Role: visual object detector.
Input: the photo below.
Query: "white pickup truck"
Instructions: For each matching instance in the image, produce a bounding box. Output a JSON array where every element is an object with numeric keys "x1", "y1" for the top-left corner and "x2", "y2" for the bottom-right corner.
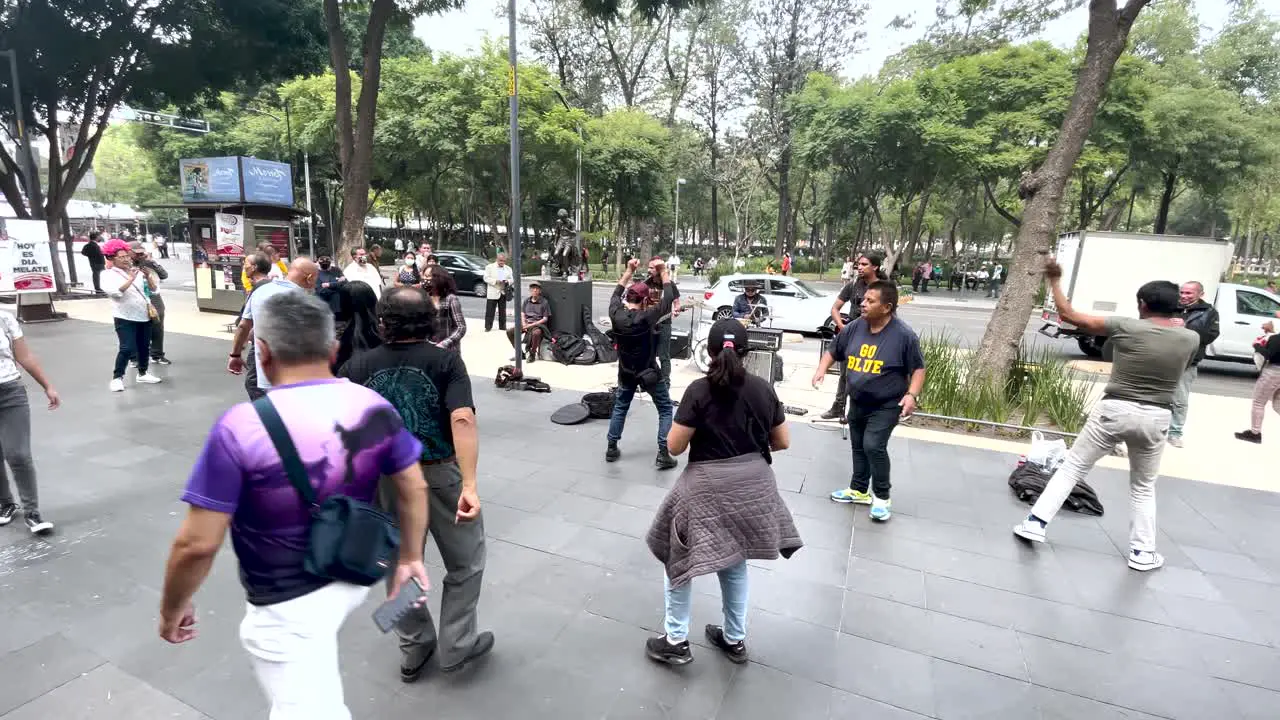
[{"x1": 1040, "y1": 230, "x2": 1277, "y2": 365}]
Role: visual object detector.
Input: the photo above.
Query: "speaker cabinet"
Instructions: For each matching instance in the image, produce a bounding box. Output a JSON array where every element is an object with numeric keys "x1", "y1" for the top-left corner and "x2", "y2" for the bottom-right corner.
[{"x1": 538, "y1": 279, "x2": 593, "y2": 337}]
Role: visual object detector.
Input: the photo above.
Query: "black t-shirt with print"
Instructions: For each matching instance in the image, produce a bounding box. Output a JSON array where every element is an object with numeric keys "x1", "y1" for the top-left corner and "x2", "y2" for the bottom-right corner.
[
  {"x1": 339, "y1": 341, "x2": 474, "y2": 461},
  {"x1": 675, "y1": 374, "x2": 785, "y2": 464},
  {"x1": 829, "y1": 316, "x2": 925, "y2": 410}
]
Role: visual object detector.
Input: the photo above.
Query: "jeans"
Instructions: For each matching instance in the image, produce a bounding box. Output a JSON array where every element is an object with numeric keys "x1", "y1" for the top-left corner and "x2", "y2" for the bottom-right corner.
[
  {"x1": 664, "y1": 561, "x2": 748, "y2": 643},
  {"x1": 0, "y1": 381, "x2": 37, "y2": 513},
  {"x1": 607, "y1": 379, "x2": 674, "y2": 450},
  {"x1": 112, "y1": 318, "x2": 150, "y2": 379},
  {"x1": 848, "y1": 404, "x2": 901, "y2": 499},
  {"x1": 829, "y1": 364, "x2": 849, "y2": 415},
  {"x1": 244, "y1": 345, "x2": 266, "y2": 401},
  {"x1": 1168, "y1": 364, "x2": 1197, "y2": 438},
  {"x1": 90, "y1": 265, "x2": 104, "y2": 293},
  {"x1": 988, "y1": 279, "x2": 1002, "y2": 298},
  {"x1": 239, "y1": 582, "x2": 370, "y2": 720},
  {"x1": 484, "y1": 297, "x2": 507, "y2": 331},
  {"x1": 1029, "y1": 398, "x2": 1169, "y2": 552},
  {"x1": 376, "y1": 462, "x2": 486, "y2": 668}
]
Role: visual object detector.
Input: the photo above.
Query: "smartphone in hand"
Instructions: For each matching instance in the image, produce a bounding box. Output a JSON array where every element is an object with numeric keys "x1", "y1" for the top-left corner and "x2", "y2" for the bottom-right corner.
[{"x1": 372, "y1": 577, "x2": 425, "y2": 634}]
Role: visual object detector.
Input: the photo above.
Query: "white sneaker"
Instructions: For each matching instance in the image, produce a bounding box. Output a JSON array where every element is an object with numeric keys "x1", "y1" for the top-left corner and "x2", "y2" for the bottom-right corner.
[
  {"x1": 136, "y1": 373, "x2": 163, "y2": 385},
  {"x1": 1167, "y1": 436, "x2": 1184, "y2": 448},
  {"x1": 869, "y1": 496, "x2": 892, "y2": 521},
  {"x1": 1013, "y1": 517, "x2": 1047, "y2": 543},
  {"x1": 109, "y1": 378, "x2": 125, "y2": 393},
  {"x1": 1128, "y1": 550, "x2": 1165, "y2": 572}
]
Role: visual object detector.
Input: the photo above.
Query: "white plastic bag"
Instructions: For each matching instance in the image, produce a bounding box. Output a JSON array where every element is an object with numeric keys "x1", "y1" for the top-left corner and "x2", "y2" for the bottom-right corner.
[{"x1": 1025, "y1": 431, "x2": 1068, "y2": 472}]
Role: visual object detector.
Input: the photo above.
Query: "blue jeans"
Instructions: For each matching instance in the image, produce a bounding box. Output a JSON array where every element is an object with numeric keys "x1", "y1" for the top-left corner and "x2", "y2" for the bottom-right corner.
[
  {"x1": 607, "y1": 380, "x2": 673, "y2": 450},
  {"x1": 849, "y1": 404, "x2": 901, "y2": 499},
  {"x1": 664, "y1": 561, "x2": 749, "y2": 643}
]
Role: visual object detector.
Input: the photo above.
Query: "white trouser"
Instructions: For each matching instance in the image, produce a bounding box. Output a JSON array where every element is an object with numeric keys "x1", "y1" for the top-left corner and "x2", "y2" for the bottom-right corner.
[
  {"x1": 1029, "y1": 398, "x2": 1170, "y2": 553},
  {"x1": 239, "y1": 582, "x2": 371, "y2": 720}
]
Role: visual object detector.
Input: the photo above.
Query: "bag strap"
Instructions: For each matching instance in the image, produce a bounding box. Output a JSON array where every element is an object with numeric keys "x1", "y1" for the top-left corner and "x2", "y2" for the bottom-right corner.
[{"x1": 251, "y1": 396, "x2": 318, "y2": 508}]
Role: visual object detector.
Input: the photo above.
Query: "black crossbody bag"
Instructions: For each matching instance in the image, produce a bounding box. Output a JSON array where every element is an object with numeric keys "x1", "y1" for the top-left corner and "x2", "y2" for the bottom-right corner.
[{"x1": 252, "y1": 397, "x2": 401, "y2": 586}]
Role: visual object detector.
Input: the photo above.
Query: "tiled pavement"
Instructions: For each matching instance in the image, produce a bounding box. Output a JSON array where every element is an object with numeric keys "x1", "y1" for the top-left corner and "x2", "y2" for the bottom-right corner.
[{"x1": 1, "y1": 319, "x2": 1279, "y2": 719}]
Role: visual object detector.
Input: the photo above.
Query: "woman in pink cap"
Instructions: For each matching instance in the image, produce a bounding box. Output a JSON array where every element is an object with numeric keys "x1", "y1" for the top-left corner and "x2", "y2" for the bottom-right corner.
[{"x1": 102, "y1": 239, "x2": 162, "y2": 392}]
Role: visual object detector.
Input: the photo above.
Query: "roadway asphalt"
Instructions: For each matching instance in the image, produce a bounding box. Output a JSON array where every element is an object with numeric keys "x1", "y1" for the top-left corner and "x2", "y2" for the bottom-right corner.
[{"x1": 152, "y1": 258, "x2": 1257, "y2": 400}]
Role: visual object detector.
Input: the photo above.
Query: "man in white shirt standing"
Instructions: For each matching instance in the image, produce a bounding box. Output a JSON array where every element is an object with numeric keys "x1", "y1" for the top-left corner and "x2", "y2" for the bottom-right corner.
[
  {"x1": 988, "y1": 263, "x2": 1004, "y2": 298},
  {"x1": 483, "y1": 253, "x2": 513, "y2": 332},
  {"x1": 343, "y1": 247, "x2": 385, "y2": 299}
]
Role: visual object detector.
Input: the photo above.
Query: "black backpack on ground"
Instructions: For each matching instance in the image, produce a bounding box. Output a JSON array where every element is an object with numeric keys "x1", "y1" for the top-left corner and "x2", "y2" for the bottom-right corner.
[
  {"x1": 551, "y1": 331, "x2": 588, "y2": 365},
  {"x1": 1008, "y1": 463, "x2": 1104, "y2": 516}
]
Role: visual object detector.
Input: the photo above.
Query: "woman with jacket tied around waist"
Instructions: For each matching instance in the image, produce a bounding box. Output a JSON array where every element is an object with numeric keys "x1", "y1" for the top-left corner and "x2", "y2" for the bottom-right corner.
[{"x1": 644, "y1": 319, "x2": 802, "y2": 666}]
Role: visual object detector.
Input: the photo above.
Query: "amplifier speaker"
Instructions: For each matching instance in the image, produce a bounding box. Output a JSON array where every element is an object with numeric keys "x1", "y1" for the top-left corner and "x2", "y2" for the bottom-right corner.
[
  {"x1": 538, "y1": 280, "x2": 593, "y2": 337},
  {"x1": 745, "y1": 350, "x2": 777, "y2": 385},
  {"x1": 819, "y1": 339, "x2": 842, "y2": 375},
  {"x1": 670, "y1": 330, "x2": 691, "y2": 359}
]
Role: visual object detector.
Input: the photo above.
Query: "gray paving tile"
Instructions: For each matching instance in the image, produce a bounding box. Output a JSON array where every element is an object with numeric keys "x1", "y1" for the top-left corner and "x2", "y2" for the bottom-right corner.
[
  {"x1": 1183, "y1": 631, "x2": 1280, "y2": 692},
  {"x1": 929, "y1": 658, "x2": 1036, "y2": 719},
  {"x1": 1030, "y1": 686, "x2": 1164, "y2": 720},
  {"x1": 1215, "y1": 678, "x2": 1280, "y2": 720},
  {"x1": 757, "y1": 544, "x2": 848, "y2": 587},
  {"x1": 1153, "y1": 592, "x2": 1266, "y2": 645},
  {"x1": 591, "y1": 501, "x2": 660, "y2": 539},
  {"x1": 1207, "y1": 574, "x2": 1280, "y2": 613},
  {"x1": 1139, "y1": 564, "x2": 1228, "y2": 602},
  {"x1": 844, "y1": 557, "x2": 927, "y2": 607},
  {"x1": 0, "y1": 633, "x2": 105, "y2": 715},
  {"x1": 839, "y1": 591, "x2": 1027, "y2": 681},
  {"x1": 826, "y1": 632, "x2": 936, "y2": 717},
  {"x1": 1, "y1": 663, "x2": 205, "y2": 720},
  {"x1": 713, "y1": 662, "x2": 829, "y2": 720},
  {"x1": 740, "y1": 609, "x2": 842, "y2": 686},
  {"x1": 827, "y1": 687, "x2": 930, "y2": 719},
  {"x1": 1018, "y1": 632, "x2": 1241, "y2": 720},
  {"x1": 744, "y1": 566, "x2": 846, "y2": 630},
  {"x1": 1182, "y1": 545, "x2": 1275, "y2": 584}
]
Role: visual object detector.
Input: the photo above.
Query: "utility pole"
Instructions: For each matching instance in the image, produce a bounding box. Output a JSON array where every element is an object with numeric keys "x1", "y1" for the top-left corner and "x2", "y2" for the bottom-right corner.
[
  {"x1": 507, "y1": 0, "x2": 523, "y2": 372},
  {"x1": 674, "y1": 177, "x2": 686, "y2": 255}
]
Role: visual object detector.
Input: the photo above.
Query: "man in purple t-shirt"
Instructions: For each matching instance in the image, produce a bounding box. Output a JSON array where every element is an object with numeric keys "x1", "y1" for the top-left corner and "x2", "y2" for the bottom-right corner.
[{"x1": 160, "y1": 291, "x2": 430, "y2": 719}]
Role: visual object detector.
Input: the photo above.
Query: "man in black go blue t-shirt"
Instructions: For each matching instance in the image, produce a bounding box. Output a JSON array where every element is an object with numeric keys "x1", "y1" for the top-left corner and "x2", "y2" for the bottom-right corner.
[{"x1": 812, "y1": 281, "x2": 925, "y2": 522}]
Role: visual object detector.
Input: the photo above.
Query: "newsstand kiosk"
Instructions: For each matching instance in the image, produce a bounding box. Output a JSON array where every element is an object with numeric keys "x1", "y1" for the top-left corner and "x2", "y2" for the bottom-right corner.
[{"x1": 179, "y1": 156, "x2": 302, "y2": 314}]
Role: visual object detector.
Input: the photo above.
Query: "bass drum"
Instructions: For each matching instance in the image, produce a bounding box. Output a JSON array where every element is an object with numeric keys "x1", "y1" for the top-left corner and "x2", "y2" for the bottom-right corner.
[{"x1": 692, "y1": 338, "x2": 712, "y2": 373}]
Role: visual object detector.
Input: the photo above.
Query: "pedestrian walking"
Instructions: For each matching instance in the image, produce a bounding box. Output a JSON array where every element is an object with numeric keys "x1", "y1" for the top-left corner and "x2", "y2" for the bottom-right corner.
[
  {"x1": 315, "y1": 255, "x2": 347, "y2": 315},
  {"x1": 334, "y1": 281, "x2": 382, "y2": 372},
  {"x1": 0, "y1": 310, "x2": 61, "y2": 535},
  {"x1": 130, "y1": 241, "x2": 172, "y2": 366},
  {"x1": 228, "y1": 259, "x2": 319, "y2": 401},
  {"x1": 814, "y1": 281, "x2": 926, "y2": 521},
  {"x1": 644, "y1": 318, "x2": 802, "y2": 666},
  {"x1": 822, "y1": 252, "x2": 886, "y2": 421},
  {"x1": 482, "y1": 253, "x2": 512, "y2": 332},
  {"x1": 340, "y1": 286, "x2": 492, "y2": 681},
  {"x1": 343, "y1": 247, "x2": 385, "y2": 300},
  {"x1": 1013, "y1": 261, "x2": 1198, "y2": 571},
  {"x1": 606, "y1": 259, "x2": 678, "y2": 470},
  {"x1": 988, "y1": 263, "x2": 1004, "y2": 298},
  {"x1": 81, "y1": 231, "x2": 106, "y2": 295},
  {"x1": 1168, "y1": 281, "x2": 1220, "y2": 447},
  {"x1": 425, "y1": 265, "x2": 467, "y2": 354},
  {"x1": 1235, "y1": 321, "x2": 1280, "y2": 444},
  {"x1": 161, "y1": 291, "x2": 430, "y2": 719},
  {"x1": 103, "y1": 239, "x2": 163, "y2": 392}
]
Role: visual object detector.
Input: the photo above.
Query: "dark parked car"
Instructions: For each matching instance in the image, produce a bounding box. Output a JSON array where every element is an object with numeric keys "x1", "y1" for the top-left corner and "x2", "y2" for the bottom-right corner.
[{"x1": 436, "y1": 251, "x2": 490, "y2": 297}]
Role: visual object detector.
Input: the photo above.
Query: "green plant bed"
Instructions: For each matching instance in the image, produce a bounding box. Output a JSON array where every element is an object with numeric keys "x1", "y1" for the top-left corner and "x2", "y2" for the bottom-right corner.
[{"x1": 916, "y1": 333, "x2": 1090, "y2": 438}]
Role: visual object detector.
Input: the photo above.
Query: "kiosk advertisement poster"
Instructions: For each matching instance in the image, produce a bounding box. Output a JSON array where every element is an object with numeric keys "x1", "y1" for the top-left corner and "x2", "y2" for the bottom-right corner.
[
  {"x1": 0, "y1": 220, "x2": 56, "y2": 294},
  {"x1": 180, "y1": 157, "x2": 241, "y2": 203},
  {"x1": 242, "y1": 158, "x2": 294, "y2": 207},
  {"x1": 214, "y1": 213, "x2": 245, "y2": 256}
]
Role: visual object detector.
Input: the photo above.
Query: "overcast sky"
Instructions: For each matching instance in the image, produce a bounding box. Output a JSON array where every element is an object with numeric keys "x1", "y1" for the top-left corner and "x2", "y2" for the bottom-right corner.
[{"x1": 414, "y1": 0, "x2": 1242, "y2": 81}]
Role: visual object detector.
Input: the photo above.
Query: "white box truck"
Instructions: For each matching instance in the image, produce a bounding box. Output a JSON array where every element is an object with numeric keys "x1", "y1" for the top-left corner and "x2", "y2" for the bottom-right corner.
[{"x1": 1040, "y1": 231, "x2": 1279, "y2": 364}]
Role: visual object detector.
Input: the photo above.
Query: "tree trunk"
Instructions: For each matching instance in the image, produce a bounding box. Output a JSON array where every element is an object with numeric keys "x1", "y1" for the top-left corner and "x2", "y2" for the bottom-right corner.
[
  {"x1": 325, "y1": 0, "x2": 395, "y2": 260},
  {"x1": 973, "y1": 0, "x2": 1151, "y2": 382},
  {"x1": 1154, "y1": 169, "x2": 1176, "y2": 235}
]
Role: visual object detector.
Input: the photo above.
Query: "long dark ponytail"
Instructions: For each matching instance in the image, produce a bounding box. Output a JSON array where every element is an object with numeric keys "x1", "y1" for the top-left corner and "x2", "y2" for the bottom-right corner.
[{"x1": 706, "y1": 318, "x2": 749, "y2": 397}]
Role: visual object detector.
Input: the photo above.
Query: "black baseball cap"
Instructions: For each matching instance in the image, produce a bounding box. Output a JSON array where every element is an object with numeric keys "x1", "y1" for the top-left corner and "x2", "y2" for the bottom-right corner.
[{"x1": 708, "y1": 318, "x2": 746, "y2": 356}]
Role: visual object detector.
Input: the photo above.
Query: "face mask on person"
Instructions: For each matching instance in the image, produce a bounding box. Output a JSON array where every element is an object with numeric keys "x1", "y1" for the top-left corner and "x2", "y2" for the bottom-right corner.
[
  {"x1": 319, "y1": 260, "x2": 331, "y2": 270},
  {"x1": 405, "y1": 256, "x2": 415, "y2": 266}
]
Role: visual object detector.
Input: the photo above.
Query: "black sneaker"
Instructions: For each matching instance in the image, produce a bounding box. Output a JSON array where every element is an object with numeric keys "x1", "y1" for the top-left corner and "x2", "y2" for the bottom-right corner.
[
  {"x1": 645, "y1": 635, "x2": 692, "y2": 666},
  {"x1": 440, "y1": 631, "x2": 495, "y2": 673},
  {"x1": 655, "y1": 449, "x2": 678, "y2": 471},
  {"x1": 605, "y1": 441, "x2": 620, "y2": 463},
  {"x1": 820, "y1": 408, "x2": 842, "y2": 420},
  {"x1": 1235, "y1": 430, "x2": 1262, "y2": 444},
  {"x1": 705, "y1": 625, "x2": 748, "y2": 664},
  {"x1": 24, "y1": 511, "x2": 53, "y2": 535},
  {"x1": 151, "y1": 356, "x2": 172, "y2": 366},
  {"x1": 0, "y1": 503, "x2": 16, "y2": 526}
]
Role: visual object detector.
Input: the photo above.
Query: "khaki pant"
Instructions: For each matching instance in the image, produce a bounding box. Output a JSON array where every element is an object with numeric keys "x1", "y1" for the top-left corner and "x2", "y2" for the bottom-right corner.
[
  {"x1": 1030, "y1": 398, "x2": 1170, "y2": 552},
  {"x1": 376, "y1": 461, "x2": 486, "y2": 668}
]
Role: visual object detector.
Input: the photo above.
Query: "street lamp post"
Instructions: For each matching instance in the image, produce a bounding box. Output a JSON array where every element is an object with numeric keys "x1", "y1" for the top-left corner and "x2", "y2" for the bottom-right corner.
[
  {"x1": 674, "y1": 177, "x2": 687, "y2": 255},
  {"x1": 507, "y1": 0, "x2": 524, "y2": 373}
]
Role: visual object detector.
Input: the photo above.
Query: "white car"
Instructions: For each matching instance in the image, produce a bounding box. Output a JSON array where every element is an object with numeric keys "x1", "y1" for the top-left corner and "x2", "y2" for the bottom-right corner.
[{"x1": 700, "y1": 274, "x2": 845, "y2": 334}]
